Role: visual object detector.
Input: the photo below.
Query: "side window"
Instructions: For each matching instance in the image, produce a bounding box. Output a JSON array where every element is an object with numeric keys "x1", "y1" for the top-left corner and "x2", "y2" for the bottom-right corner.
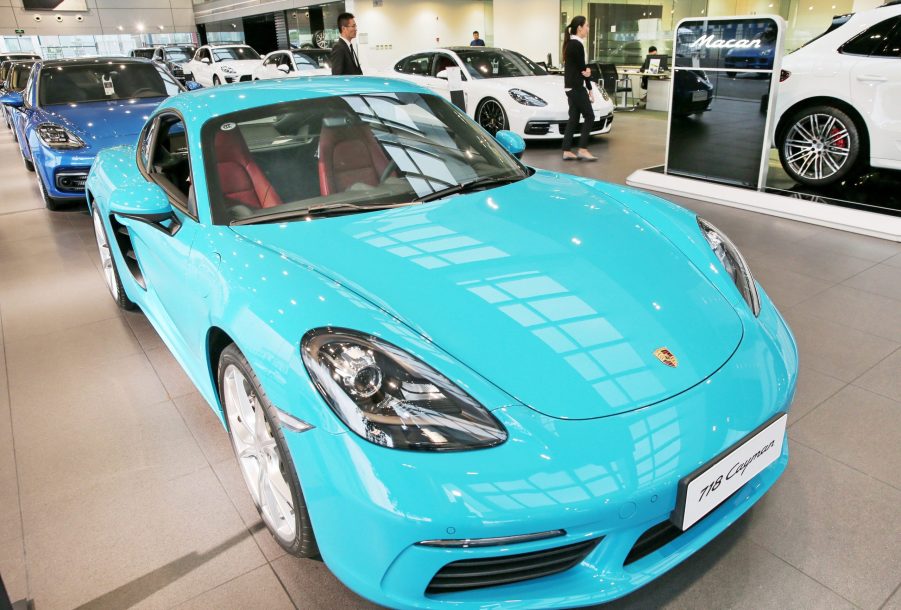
[
  {"x1": 874, "y1": 19, "x2": 901, "y2": 57},
  {"x1": 431, "y1": 53, "x2": 456, "y2": 77},
  {"x1": 138, "y1": 119, "x2": 158, "y2": 169},
  {"x1": 148, "y1": 114, "x2": 193, "y2": 212},
  {"x1": 200, "y1": 48, "x2": 211, "y2": 62},
  {"x1": 23, "y1": 66, "x2": 35, "y2": 107},
  {"x1": 403, "y1": 54, "x2": 432, "y2": 75},
  {"x1": 263, "y1": 55, "x2": 276, "y2": 67},
  {"x1": 840, "y1": 17, "x2": 900, "y2": 56},
  {"x1": 280, "y1": 54, "x2": 294, "y2": 71}
]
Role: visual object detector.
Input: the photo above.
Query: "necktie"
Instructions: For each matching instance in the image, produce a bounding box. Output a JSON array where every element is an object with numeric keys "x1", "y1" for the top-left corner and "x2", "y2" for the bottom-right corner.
[{"x1": 349, "y1": 42, "x2": 359, "y2": 68}]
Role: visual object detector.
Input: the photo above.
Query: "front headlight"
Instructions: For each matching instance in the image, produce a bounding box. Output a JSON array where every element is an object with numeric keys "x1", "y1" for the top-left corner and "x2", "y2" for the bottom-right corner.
[
  {"x1": 508, "y1": 88, "x2": 547, "y2": 106},
  {"x1": 698, "y1": 218, "x2": 760, "y2": 316},
  {"x1": 220, "y1": 64, "x2": 236, "y2": 74},
  {"x1": 302, "y1": 328, "x2": 507, "y2": 451},
  {"x1": 37, "y1": 123, "x2": 84, "y2": 149},
  {"x1": 599, "y1": 87, "x2": 609, "y2": 102}
]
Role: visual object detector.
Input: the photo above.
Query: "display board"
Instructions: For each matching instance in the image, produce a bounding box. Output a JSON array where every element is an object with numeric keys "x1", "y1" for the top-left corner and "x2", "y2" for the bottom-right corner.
[{"x1": 665, "y1": 16, "x2": 784, "y2": 189}]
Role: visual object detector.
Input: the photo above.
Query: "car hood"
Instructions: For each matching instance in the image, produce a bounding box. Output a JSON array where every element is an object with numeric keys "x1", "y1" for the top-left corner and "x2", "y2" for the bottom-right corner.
[
  {"x1": 39, "y1": 98, "x2": 165, "y2": 148},
  {"x1": 233, "y1": 172, "x2": 743, "y2": 419},
  {"x1": 476, "y1": 74, "x2": 608, "y2": 110},
  {"x1": 217, "y1": 59, "x2": 261, "y2": 72}
]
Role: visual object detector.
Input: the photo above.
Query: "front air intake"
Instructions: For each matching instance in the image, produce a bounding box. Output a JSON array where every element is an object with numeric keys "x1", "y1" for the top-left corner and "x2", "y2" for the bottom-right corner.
[{"x1": 426, "y1": 537, "x2": 601, "y2": 594}]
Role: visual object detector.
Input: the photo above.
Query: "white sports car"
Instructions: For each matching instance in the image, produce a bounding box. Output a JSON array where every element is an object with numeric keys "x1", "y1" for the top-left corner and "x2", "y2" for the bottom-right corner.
[
  {"x1": 387, "y1": 47, "x2": 615, "y2": 139},
  {"x1": 252, "y1": 49, "x2": 331, "y2": 80},
  {"x1": 184, "y1": 44, "x2": 262, "y2": 87},
  {"x1": 773, "y1": 2, "x2": 901, "y2": 186}
]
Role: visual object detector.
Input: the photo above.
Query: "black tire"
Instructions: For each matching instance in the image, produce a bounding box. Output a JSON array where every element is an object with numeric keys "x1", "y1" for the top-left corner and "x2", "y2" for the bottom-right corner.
[
  {"x1": 476, "y1": 98, "x2": 508, "y2": 136},
  {"x1": 23, "y1": 151, "x2": 34, "y2": 172},
  {"x1": 218, "y1": 344, "x2": 318, "y2": 558},
  {"x1": 778, "y1": 105, "x2": 861, "y2": 187},
  {"x1": 91, "y1": 206, "x2": 136, "y2": 310},
  {"x1": 213, "y1": 74, "x2": 221, "y2": 86},
  {"x1": 36, "y1": 171, "x2": 62, "y2": 211}
]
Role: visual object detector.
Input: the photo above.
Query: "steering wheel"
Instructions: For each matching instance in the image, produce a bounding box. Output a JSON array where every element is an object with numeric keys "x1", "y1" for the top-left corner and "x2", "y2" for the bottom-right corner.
[{"x1": 379, "y1": 160, "x2": 398, "y2": 184}]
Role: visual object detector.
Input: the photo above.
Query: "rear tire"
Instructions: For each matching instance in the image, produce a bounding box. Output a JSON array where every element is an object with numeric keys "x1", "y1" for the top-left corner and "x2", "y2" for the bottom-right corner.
[
  {"x1": 218, "y1": 344, "x2": 319, "y2": 558},
  {"x1": 778, "y1": 105, "x2": 860, "y2": 187}
]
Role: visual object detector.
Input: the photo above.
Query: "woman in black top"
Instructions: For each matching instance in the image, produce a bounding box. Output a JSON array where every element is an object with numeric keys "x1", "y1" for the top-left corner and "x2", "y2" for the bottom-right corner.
[{"x1": 561, "y1": 16, "x2": 597, "y2": 161}]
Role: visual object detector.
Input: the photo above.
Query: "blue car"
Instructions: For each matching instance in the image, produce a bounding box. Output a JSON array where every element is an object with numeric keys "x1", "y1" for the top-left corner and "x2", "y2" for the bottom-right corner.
[
  {"x1": 0, "y1": 57, "x2": 183, "y2": 210},
  {"x1": 86, "y1": 77, "x2": 797, "y2": 609},
  {"x1": 1, "y1": 59, "x2": 35, "y2": 132}
]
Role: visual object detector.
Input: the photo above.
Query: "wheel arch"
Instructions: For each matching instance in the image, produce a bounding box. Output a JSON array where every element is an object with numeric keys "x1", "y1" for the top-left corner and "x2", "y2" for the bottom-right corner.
[
  {"x1": 775, "y1": 96, "x2": 870, "y2": 162},
  {"x1": 206, "y1": 325, "x2": 236, "y2": 416}
]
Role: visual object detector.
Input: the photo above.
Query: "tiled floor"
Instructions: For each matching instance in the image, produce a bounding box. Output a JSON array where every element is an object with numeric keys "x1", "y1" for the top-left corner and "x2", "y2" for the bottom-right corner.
[{"x1": 1, "y1": 110, "x2": 899, "y2": 610}]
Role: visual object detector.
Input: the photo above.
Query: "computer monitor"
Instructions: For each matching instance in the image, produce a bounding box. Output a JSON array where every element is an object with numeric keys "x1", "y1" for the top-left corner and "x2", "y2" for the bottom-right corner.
[{"x1": 643, "y1": 54, "x2": 669, "y2": 74}]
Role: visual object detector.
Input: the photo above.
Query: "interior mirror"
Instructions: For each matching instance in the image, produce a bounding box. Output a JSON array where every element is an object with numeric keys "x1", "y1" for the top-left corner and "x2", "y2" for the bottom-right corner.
[
  {"x1": 436, "y1": 69, "x2": 448, "y2": 80},
  {"x1": 277, "y1": 64, "x2": 290, "y2": 74},
  {"x1": 0, "y1": 91, "x2": 24, "y2": 107},
  {"x1": 185, "y1": 80, "x2": 203, "y2": 91},
  {"x1": 494, "y1": 130, "x2": 526, "y2": 159}
]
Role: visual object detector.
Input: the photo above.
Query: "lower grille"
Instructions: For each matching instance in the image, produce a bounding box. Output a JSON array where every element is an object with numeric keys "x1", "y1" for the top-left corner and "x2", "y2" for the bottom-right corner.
[
  {"x1": 557, "y1": 115, "x2": 612, "y2": 134},
  {"x1": 239, "y1": 75, "x2": 252, "y2": 82},
  {"x1": 624, "y1": 520, "x2": 682, "y2": 566},
  {"x1": 55, "y1": 170, "x2": 88, "y2": 192},
  {"x1": 426, "y1": 537, "x2": 601, "y2": 595}
]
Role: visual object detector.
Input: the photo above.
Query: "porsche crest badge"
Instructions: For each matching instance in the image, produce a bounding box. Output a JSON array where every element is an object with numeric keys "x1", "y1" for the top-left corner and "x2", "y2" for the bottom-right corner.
[{"x1": 654, "y1": 347, "x2": 678, "y2": 368}]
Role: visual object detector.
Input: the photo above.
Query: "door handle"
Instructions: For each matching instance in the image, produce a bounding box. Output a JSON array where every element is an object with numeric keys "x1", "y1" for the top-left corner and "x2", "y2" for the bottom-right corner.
[{"x1": 856, "y1": 74, "x2": 888, "y2": 82}]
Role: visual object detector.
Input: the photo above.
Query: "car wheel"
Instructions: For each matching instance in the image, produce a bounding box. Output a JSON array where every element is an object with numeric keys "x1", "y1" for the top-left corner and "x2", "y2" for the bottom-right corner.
[
  {"x1": 22, "y1": 151, "x2": 34, "y2": 172},
  {"x1": 36, "y1": 171, "x2": 61, "y2": 211},
  {"x1": 476, "y1": 98, "x2": 508, "y2": 136},
  {"x1": 218, "y1": 344, "x2": 318, "y2": 558},
  {"x1": 779, "y1": 105, "x2": 860, "y2": 187},
  {"x1": 313, "y1": 30, "x2": 328, "y2": 49},
  {"x1": 91, "y1": 207, "x2": 135, "y2": 310},
  {"x1": 213, "y1": 75, "x2": 221, "y2": 86}
]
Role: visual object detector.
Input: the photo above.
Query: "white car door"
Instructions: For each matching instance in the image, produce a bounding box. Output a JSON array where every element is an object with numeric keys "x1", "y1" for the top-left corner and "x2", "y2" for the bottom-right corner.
[
  {"x1": 849, "y1": 19, "x2": 901, "y2": 168},
  {"x1": 257, "y1": 53, "x2": 283, "y2": 80},
  {"x1": 192, "y1": 48, "x2": 213, "y2": 86},
  {"x1": 423, "y1": 52, "x2": 457, "y2": 103},
  {"x1": 394, "y1": 53, "x2": 434, "y2": 87}
]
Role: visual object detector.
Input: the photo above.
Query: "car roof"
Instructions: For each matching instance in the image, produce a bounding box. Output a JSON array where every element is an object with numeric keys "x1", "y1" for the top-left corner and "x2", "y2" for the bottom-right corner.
[{"x1": 39, "y1": 57, "x2": 153, "y2": 68}]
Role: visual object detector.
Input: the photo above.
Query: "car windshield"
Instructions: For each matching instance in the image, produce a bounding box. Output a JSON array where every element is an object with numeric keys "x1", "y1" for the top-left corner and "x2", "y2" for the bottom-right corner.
[
  {"x1": 39, "y1": 63, "x2": 182, "y2": 105},
  {"x1": 213, "y1": 47, "x2": 261, "y2": 61},
  {"x1": 9, "y1": 63, "x2": 34, "y2": 90},
  {"x1": 132, "y1": 49, "x2": 155, "y2": 59},
  {"x1": 204, "y1": 92, "x2": 528, "y2": 225},
  {"x1": 165, "y1": 48, "x2": 192, "y2": 63},
  {"x1": 292, "y1": 51, "x2": 328, "y2": 69},
  {"x1": 454, "y1": 49, "x2": 547, "y2": 79}
]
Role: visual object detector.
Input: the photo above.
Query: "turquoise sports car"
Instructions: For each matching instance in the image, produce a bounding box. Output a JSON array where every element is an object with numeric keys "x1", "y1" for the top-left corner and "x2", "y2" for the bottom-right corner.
[{"x1": 86, "y1": 77, "x2": 797, "y2": 609}]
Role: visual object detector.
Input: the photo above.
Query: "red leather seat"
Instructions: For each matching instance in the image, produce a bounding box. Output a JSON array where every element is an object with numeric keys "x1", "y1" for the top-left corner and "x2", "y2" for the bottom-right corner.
[
  {"x1": 214, "y1": 128, "x2": 282, "y2": 209},
  {"x1": 318, "y1": 121, "x2": 390, "y2": 196}
]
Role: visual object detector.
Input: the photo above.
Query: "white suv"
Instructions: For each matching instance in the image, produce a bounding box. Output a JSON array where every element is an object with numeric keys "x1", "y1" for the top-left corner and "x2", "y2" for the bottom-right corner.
[
  {"x1": 773, "y1": 1, "x2": 901, "y2": 187},
  {"x1": 184, "y1": 44, "x2": 262, "y2": 87}
]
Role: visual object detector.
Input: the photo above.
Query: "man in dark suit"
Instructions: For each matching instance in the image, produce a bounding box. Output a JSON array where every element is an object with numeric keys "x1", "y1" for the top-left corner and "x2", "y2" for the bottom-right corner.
[
  {"x1": 330, "y1": 12, "x2": 362, "y2": 75},
  {"x1": 470, "y1": 31, "x2": 485, "y2": 46}
]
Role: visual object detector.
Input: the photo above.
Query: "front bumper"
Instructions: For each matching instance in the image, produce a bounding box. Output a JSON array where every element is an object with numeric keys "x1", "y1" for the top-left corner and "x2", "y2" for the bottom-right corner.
[
  {"x1": 223, "y1": 73, "x2": 253, "y2": 83},
  {"x1": 525, "y1": 113, "x2": 614, "y2": 138},
  {"x1": 283, "y1": 289, "x2": 797, "y2": 608},
  {"x1": 507, "y1": 102, "x2": 615, "y2": 140},
  {"x1": 34, "y1": 145, "x2": 94, "y2": 200}
]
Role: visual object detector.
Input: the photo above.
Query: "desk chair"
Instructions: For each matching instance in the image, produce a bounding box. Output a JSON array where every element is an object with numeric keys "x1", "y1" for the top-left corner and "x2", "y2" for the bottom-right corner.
[{"x1": 599, "y1": 63, "x2": 635, "y2": 111}]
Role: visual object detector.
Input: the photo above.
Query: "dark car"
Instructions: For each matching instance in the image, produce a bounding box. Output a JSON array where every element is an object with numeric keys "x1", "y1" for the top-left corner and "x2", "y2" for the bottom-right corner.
[
  {"x1": 151, "y1": 45, "x2": 197, "y2": 83},
  {"x1": 672, "y1": 69, "x2": 714, "y2": 118}
]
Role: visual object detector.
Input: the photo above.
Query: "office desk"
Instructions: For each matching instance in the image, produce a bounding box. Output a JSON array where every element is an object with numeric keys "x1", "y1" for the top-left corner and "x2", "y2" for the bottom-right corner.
[{"x1": 622, "y1": 70, "x2": 671, "y2": 111}]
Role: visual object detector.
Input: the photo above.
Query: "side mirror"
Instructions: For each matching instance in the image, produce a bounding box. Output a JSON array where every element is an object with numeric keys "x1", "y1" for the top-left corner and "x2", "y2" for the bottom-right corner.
[
  {"x1": 201, "y1": 57, "x2": 211, "y2": 64},
  {"x1": 494, "y1": 130, "x2": 525, "y2": 159},
  {"x1": 109, "y1": 181, "x2": 173, "y2": 217},
  {"x1": 185, "y1": 80, "x2": 203, "y2": 91},
  {"x1": 0, "y1": 91, "x2": 24, "y2": 107},
  {"x1": 436, "y1": 69, "x2": 448, "y2": 80},
  {"x1": 277, "y1": 64, "x2": 290, "y2": 74}
]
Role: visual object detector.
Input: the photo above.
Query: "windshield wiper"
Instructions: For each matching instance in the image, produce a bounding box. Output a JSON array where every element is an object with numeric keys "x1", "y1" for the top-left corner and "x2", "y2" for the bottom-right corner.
[
  {"x1": 416, "y1": 175, "x2": 523, "y2": 203},
  {"x1": 230, "y1": 201, "x2": 415, "y2": 226}
]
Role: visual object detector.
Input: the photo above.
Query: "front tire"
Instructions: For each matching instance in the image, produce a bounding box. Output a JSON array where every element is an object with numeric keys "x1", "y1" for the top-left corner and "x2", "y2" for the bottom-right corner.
[
  {"x1": 213, "y1": 75, "x2": 221, "y2": 86},
  {"x1": 36, "y1": 171, "x2": 62, "y2": 211},
  {"x1": 476, "y1": 98, "x2": 508, "y2": 136},
  {"x1": 218, "y1": 344, "x2": 318, "y2": 558},
  {"x1": 91, "y1": 207, "x2": 135, "y2": 310},
  {"x1": 778, "y1": 105, "x2": 860, "y2": 187}
]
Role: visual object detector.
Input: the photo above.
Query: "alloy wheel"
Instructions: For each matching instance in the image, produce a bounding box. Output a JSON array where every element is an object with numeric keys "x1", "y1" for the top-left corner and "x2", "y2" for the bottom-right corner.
[
  {"x1": 782, "y1": 113, "x2": 851, "y2": 183},
  {"x1": 477, "y1": 100, "x2": 506, "y2": 135},
  {"x1": 222, "y1": 364, "x2": 296, "y2": 543}
]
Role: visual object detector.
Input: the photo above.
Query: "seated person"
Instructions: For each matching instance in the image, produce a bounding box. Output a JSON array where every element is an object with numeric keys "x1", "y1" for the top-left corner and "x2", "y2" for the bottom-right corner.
[{"x1": 640, "y1": 46, "x2": 658, "y2": 92}]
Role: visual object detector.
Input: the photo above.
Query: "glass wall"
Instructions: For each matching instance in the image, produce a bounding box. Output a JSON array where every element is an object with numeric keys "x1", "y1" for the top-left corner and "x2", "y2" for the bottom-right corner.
[
  {"x1": 0, "y1": 32, "x2": 197, "y2": 58},
  {"x1": 562, "y1": 0, "x2": 854, "y2": 65},
  {"x1": 286, "y1": 3, "x2": 345, "y2": 49}
]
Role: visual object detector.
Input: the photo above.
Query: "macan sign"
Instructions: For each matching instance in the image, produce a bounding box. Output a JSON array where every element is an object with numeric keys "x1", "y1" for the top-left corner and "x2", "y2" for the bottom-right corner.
[{"x1": 690, "y1": 35, "x2": 762, "y2": 49}]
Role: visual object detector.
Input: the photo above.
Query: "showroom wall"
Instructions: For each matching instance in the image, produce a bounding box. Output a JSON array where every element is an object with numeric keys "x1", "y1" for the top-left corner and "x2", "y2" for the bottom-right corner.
[{"x1": 0, "y1": 0, "x2": 194, "y2": 37}]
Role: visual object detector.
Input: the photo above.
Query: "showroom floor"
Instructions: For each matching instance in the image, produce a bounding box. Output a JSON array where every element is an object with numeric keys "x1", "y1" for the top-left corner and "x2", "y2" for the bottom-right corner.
[{"x1": 1, "y1": 110, "x2": 900, "y2": 610}]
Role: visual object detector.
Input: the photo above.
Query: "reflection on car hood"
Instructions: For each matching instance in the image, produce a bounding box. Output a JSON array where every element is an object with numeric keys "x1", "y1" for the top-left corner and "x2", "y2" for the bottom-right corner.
[
  {"x1": 39, "y1": 98, "x2": 166, "y2": 148},
  {"x1": 234, "y1": 172, "x2": 743, "y2": 420},
  {"x1": 216, "y1": 59, "x2": 261, "y2": 72}
]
